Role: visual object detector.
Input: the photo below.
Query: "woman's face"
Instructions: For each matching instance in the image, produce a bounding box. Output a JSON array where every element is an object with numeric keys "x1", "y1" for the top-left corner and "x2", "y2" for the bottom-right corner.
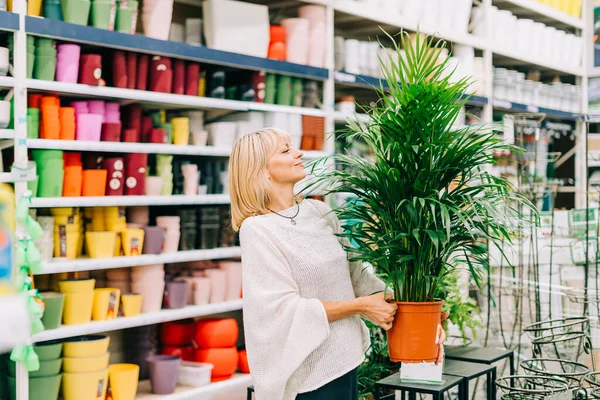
[{"x1": 266, "y1": 135, "x2": 306, "y2": 185}]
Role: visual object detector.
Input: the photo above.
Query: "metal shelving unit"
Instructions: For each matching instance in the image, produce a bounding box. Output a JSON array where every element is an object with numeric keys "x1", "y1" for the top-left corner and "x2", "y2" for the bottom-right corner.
[{"x1": 2, "y1": 0, "x2": 593, "y2": 398}]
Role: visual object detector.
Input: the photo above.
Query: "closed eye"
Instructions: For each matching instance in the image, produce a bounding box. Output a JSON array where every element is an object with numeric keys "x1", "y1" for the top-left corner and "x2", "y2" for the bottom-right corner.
[{"x1": 283, "y1": 149, "x2": 290, "y2": 153}]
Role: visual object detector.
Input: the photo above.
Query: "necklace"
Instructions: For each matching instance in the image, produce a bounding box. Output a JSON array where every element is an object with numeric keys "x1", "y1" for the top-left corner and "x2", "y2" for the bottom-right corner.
[{"x1": 267, "y1": 201, "x2": 300, "y2": 225}]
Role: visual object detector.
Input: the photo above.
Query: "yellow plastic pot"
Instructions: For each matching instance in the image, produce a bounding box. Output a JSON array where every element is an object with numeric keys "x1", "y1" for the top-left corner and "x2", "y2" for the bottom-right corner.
[
  {"x1": 27, "y1": 0, "x2": 42, "y2": 16},
  {"x1": 54, "y1": 215, "x2": 81, "y2": 226},
  {"x1": 121, "y1": 228, "x2": 145, "y2": 256},
  {"x1": 108, "y1": 364, "x2": 139, "y2": 400},
  {"x1": 62, "y1": 369, "x2": 108, "y2": 400},
  {"x1": 62, "y1": 291, "x2": 94, "y2": 325},
  {"x1": 120, "y1": 294, "x2": 142, "y2": 317},
  {"x1": 105, "y1": 216, "x2": 127, "y2": 231},
  {"x1": 63, "y1": 335, "x2": 110, "y2": 358},
  {"x1": 92, "y1": 288, "x2": 120, "y2": 321},
  {"x1": 53, "y1": 230, "x2": 80, "y2": 259},
  {"x1": 63, "y1": 352, "x2": 110, "y2": 373},
  {"x1": 114, "y1": 233, "x2": 122, "y2": 256},
  {"x1": 86, "y1": 231, "x2": 117, "y2": 259},
  {"x1": 59, "y1": 279, "x2": 95, "y2": 293},
  {"x1": 50, "y1": 207, "x2": 76, "y2": 216}
]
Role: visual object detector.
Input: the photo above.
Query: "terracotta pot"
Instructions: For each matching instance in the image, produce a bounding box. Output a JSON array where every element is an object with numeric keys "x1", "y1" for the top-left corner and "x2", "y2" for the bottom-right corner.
[{"x1": 387, "y1": 301, "x2": 443, "y2": 363}]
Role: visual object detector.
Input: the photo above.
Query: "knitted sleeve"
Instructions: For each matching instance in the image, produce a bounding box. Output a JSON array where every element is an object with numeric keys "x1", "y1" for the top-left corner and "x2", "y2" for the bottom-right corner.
[
  {"x1": 240, "y1": 219, "x2": 331, "y2": 400},
  {"x1": 309, "y1": 199, "x2": 387, "y2": 298}
]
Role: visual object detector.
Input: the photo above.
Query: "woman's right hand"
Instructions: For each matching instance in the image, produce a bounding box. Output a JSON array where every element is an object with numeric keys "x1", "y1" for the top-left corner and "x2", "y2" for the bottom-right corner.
[{"x1": 359, "y1": 293, "x2": 398, "y2": 330}]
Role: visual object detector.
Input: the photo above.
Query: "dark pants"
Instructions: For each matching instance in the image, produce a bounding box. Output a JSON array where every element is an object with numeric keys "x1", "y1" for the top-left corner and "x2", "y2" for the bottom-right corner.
[{"x1": 296, "y1": 368, "x2": 358, "y2": 400}]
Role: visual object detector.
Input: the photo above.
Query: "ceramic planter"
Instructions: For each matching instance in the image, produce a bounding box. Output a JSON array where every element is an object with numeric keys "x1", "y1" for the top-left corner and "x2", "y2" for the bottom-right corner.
[{"x1": 386, "y1": 301, "x2": 443, "y2": 363}]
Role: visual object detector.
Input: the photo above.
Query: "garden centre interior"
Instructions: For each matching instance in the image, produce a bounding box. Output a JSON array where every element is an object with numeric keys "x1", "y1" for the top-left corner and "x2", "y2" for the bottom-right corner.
[{"x1": 1, "y1": 0, "x2": 600, "y2": 399}]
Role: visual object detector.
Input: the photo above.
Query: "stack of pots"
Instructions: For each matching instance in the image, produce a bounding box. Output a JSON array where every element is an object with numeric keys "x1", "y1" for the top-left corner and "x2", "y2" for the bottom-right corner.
[
  {"x1": 177, "y1": 208, "x2": 197, "y2": 250},
  {"x1": 6, "y1": 342, "x2": 63, "y2": 400},
  {"x1": 92, "y1": 287, "x2": 120, "y2": 321},
  {"x1": 194, "y1": 318, "x2": 239, "y2": 382},
  {"x1": 171, "y1": 117, "x2": 190, "y2": 146},
  {"x1": 156, "y1": 155, "x2": 174, "y2": 196},
  {"x1": 175, "y1": 275, "x2": 211, "y2": 306},
  {"x1": 56, "y1": 44, "x2": 80, "y2": 84},
  {"x1": 160, "y1": 320, "x2": 195, "y2": 361},
  {"x1": 164, "y1": 279, "x2": 188, "y2": 309},
  {"x1": 124, "y1": 153, "x2": 148, "y2": 195},
  {"x1": 298, "y1": 5, "x2": 326, "y2": 68},
  {"x1": 79, "y1": 54, "x2": 102, "y2": 86},
  {"x1": 62, "y1": 336, "x2": 110, "y2": 400},
  {"x1": 52, "y1": 207, "x2": 82, "y2": 260},
  {"x1": 27, "y1": 107, "x2": 40, "y2": 138},
  {"x1": 60, "y1": 0, "x2": 91, "y2": 25},
  {"x1": 141, "y1": 0, "x2": 174, "y2": 40},
  {"x1": 131, "y1": 264, "x2": 165, "y2": 312},
  {"x1": 9, "y1": 35, "x2": 34, "y2": 78},
  {"x1": 124, "y1": 325, "x2": 157, "y2": 380},
  {"x1": 106, "y1": 268, "x2": 131, "y2": 297},
  {"x1": 44, "y1": 0, "x2": 63, "y2": 20},
  {"x1": 34, "y1": 38, "x2": 57, "y2": 81},
  {"x1": 199, "y1": 207, "x2": 220, "y2": 249},
  {"x1": 59, "y1": 279, "x2": 95, "y2": 325},
  {"x1": 219, "y1": 261, "x2": 243, "y2": 301},
  {"x1": 156, "y1": 216, "x2": 180, "y2": 253}
]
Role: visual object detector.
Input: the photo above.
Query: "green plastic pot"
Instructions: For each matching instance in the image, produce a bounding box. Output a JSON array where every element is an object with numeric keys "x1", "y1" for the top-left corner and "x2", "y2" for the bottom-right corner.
[
  {"x1": 161, "y1": 122, "x2": 173, "y2": 144},
  {"x1": 27, "y1": 175, "x2": 39, "y2": 198},
  {"x1": 35, "y1": 47, "x2": 57, "y2": 57},
  {"x1": 32, "y1": 150, "x2": 63, "y2": 164},
  {"x1": 36, "y1": 37, "x2": 55, "y2": 49},
  {"x1": 38, "y1": 169, "x2": 64, "y2": 198},
  {"x1": 115, "y1": 5, "x2": 135, "y2": 33},
  {"x1": 8, "y1": 374, "x2": 62, "y2": 400},
  {"x1": 33, "y1": 341, "x2": 63, "y2": 361},
  {"x1": 27, "y1": 114, "x2": 39, "y2": 139},
  {"x1": 91, "y1": 0, "x2": 112, "y2": 29},
  {"x1": 41, "y1": 292, "x2": 65, "y2": 331},
  {"x1": 61, "y1": 0, "x2": 91, "y2": 25},
  {"x1": 27, "y1": 52, "x2": 34, "y2": 79},
  {"x1": 33, "y1": 57, "x2": 56, "y2": 81},
  {"x1": 8, "y1": 358, "x2": 62, "y2": 378}
]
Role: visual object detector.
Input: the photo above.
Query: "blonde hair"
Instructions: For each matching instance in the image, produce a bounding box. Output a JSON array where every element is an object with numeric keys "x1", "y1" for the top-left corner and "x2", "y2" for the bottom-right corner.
[{"x1": 229, "y1": 127, "x2": 292, "y2": 231}]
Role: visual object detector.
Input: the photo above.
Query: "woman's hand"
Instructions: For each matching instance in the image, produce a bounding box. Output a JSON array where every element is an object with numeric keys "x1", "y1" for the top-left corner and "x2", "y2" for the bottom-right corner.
[
  {"x1": 436, "y1": 311, "x2": 450, "y2": 365},
  {"x1": 359, "y1": 292, "x2": 398, "y2": 331}
]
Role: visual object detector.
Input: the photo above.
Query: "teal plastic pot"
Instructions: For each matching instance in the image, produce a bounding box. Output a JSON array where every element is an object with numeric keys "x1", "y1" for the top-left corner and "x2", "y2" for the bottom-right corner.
[
  {"x1": 61, "y1": 0, "x2": 91, "y2": 25},
  {"x1": 91, "y1": 0, "x2": 112, "y2": 29},
  {"x1": 44, "y1": 0, "x2": 63, "y2": 20},
  {"x1": 8, "y1": 374, "x2": 62, "y2": 400},
  {"x1": 34, "y1": 57, "x2": 56, "y2": 81},
  {"x1": 8, "y1": 358, "x2": 62, "y2": 378}
]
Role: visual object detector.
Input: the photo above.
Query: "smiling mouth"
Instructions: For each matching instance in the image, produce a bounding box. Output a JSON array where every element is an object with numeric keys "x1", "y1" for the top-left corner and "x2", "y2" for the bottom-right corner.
[{"x1": 295, "y1": 163, "x2": 304, "y2": 168}]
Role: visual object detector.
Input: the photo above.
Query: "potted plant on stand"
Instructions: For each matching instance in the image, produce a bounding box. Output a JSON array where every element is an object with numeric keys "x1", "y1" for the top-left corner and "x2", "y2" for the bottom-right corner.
[{"x1": 308, "y1": 32, "x2": 529, "y2": 364}]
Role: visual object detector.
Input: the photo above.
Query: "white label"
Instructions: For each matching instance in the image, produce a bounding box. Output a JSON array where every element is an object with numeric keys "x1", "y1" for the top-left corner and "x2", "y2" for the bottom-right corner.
[
  {"x1": 526, "y1": 105, "x2": 539, "y2": 113},
  {"x1": 334, "y1": 70, "x2": 357, "y2": 83},
  {"x1": 400, "y1": 359, "x2": 443, "y2": 384}
]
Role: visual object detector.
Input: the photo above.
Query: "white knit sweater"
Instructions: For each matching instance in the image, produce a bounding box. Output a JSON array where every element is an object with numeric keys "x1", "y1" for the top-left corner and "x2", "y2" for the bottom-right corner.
[{"x1": 240, "y1": 199, "x2": 387, "y2": 400}]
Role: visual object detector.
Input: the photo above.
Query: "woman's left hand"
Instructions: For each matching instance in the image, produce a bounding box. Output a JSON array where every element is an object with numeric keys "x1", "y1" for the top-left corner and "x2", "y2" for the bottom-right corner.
[{"x1": 435, "y1": 311, "x2": 450, "y2": 365}]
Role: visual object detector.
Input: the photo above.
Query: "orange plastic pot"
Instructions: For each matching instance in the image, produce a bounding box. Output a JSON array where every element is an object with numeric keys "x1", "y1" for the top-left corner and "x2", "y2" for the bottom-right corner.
[
  {"x1": 59, "y1": 107, "x2": 76, "y2": 140},
  {"x1": 194, "y1": 347, "x2": 238, "y2": 380},
  {"x1": 63, "y1": 165, "x2": 83, "y2": 197},
  {"x1": 194, "y1": 319, "x2": 239, "y2": 349},
  {"x1": 238, "y1": 350, "x2": 250, "y2": 374},
  {"x1": 386, "y1": 301, "x2": 443, "y2": 363},
  {"x1": 82, "y1": 170, "x2": 107, "y2": 196}
]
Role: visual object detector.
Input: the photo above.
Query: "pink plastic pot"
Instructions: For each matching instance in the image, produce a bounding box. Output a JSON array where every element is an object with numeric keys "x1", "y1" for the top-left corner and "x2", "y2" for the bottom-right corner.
[
  {"x1": 128, "y1": 206, "x2": 149, "y2": 226},
  {"x1": 219, "y1": 262, "x2": 242, "y2": 301},
  {"x1": 192, "y1": 277, "x2": 210, "y2": 305},
  {"x1": 76, "y1": 114, "x2": 103, "y2": 141},
  {"x1": 204, "y1": 269, "x2": 226, "y2": 304},
  {"x1": 162, "y1": 230, "x2": 180, "y2": 253},
  {"x1": 56, "y1": 60, "x2": 79, "y2": 83},
  {"x1": 131, "y1": 279, "x2": 165, "y2": 313}
]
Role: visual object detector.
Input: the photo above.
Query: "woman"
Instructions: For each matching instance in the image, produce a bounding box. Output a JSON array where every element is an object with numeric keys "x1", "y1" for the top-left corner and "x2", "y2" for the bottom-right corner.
[{"x1": 229, "y1": 128, "x2": 445, "y2": 400}]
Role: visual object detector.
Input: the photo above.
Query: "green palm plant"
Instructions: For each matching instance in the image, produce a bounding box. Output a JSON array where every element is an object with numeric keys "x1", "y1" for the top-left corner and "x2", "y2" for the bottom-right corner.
[{"x1": 307, "y1": 31, "x2": 530, "y2": 304}]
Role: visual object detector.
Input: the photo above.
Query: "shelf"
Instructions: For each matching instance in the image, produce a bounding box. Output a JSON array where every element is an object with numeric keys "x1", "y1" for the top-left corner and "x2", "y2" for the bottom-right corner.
[
  {"x1": 39, "y1": 247, "x2": 241, "y2": 275},
  {"x1": 0, "y1": 10, "x2": 19, "y2": 31},
  {"x1": 26, "y1": 139, "x2": 329, "y2": 159},
  {"x1": 27, "y1": 139, "x2": 233, "y2": 157},
  {"x1": 492, "y1": 0, "x2": 583, "y2": 30},
  {"x1": 25, "y1": 17, "x2": 328, "y2": 81},
  {"x1": 0, "y1": 76, "x2": 14, "y2": 88},
  {"x1": 26, "y1": 79, "x2": 327, "y2": 117},
  {"x1": 332, "y1": 111, "x2": 370, "y2": 124},
  {"x1": 492, "y1": 98, "x2": 582, "y2": 120},
  {"x1": 333, "y1": 70, "x2": 489, "y2": 106},
  {"x1": 33, "y1": 300, "x2": 243, "y2": 342},
  {"x1": 29, "y1": 194, "x2": 231, "y2": 208},
  {"x1": 332, "y1": 1, "x2": 486, "y2": 50},
  {"x1": 136, "y1": 373, "x2": 252, "y2": 400},
  {"x1": 493, "y1": 48, "x2": 584, "y2": 76},
  {"x1": 0, "y1": 129, "x2": 14, "y2": 139}
]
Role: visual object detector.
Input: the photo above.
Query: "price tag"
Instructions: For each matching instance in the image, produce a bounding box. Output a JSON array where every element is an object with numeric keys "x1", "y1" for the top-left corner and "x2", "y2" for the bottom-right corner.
[
  {"x1": 334, "y1": 71, "x2": 357, "y2": 83},
  {"x1": 526, "y1": 105, "x2": 539, "y2": 113},
  {"x1": 493, "y1": 99, "x2": 512, "y2": 109}
]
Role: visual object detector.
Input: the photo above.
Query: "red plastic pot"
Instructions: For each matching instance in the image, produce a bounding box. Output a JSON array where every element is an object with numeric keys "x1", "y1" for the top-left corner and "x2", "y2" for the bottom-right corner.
[
  {"x1": 194, "y1": 347, "x2": 238, "y2": 381},
  {"x1": 238, "y1": 349, "x2": 250, "y2": 374},
  {"x1": 160, "y1": 321, "x2": 194, "y2": 346},
  {"x1": 161, "y1": 345, "x2": 194, "y2": 361},
  {"x1": 194, "y1": 319, "x2": 239, "y2": 349}
]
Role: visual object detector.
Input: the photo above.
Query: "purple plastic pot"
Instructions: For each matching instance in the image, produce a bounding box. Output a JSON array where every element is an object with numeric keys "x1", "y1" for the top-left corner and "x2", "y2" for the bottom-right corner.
[
  {"x1": 142, "y1": 226, "x2": 165, "y2": 255},
  {"x1": 165, "y1": 281, "x2": 188, "y2": 309},
  {"x1": 146, "y1": 355, "x2": 181, "y2": 394}
]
